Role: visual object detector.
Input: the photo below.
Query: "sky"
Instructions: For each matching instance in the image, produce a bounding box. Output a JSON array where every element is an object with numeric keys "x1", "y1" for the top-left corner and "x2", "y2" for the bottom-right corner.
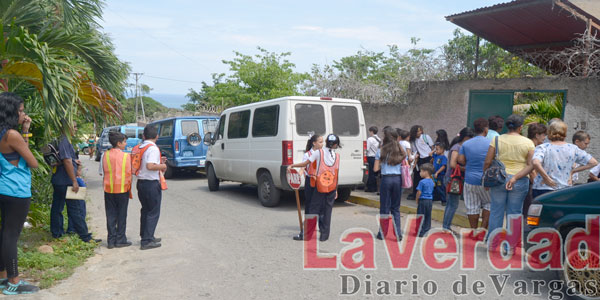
[{"x1": 99, "y1": 0, "x2": 507, "y2": 107}]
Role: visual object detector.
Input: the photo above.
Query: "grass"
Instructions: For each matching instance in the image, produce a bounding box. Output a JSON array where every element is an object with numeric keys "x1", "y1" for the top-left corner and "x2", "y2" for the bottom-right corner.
[{"x1": 17, "y1": 227, "x2": 97, "y2": 289}]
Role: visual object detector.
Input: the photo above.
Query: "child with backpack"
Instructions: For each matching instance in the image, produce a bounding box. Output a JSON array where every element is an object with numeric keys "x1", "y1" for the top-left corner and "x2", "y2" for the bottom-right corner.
[
  {"x1": 293, "y1": 134, "x2": 323, "y2": 241},
  {"x1": 132, "y1": 126, "x2": 167, "y2": 250},
  {"x1": 99, "y1": 132, "x2": 132, "y2": 249},
  {"x1": 288, "y1": 134, "x2": 341, "y2": 242}
]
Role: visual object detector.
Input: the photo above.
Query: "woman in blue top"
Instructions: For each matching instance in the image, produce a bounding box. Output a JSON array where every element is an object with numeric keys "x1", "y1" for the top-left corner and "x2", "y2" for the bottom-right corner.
[
  {"x1": 374, "y1": 130, "x2": 406, "y2": 240},
  {"x1": 0, "y1": 93, "x2": 39, "y2": 295}
]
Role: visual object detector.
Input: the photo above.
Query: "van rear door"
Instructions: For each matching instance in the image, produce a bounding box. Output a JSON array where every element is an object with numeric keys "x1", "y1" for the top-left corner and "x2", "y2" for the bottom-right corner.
[
  {"x1": 291, "y1": 101, "x2": 327, "y2": 186},
  {"x1": 326, "y1": 103, "x2": 365, "y2": 186}
]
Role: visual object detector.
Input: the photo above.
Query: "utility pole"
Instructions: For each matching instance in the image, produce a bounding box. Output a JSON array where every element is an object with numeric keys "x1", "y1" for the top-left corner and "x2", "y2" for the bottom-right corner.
[{"x1": 132, "y1": 72, "x2": 144, "y2": 124}]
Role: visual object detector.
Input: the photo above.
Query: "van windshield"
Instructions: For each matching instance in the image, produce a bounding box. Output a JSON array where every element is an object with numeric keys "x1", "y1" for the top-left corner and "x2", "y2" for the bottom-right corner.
[{"x1": 295, "y1": 104, "x2": 325, "y2": 136}]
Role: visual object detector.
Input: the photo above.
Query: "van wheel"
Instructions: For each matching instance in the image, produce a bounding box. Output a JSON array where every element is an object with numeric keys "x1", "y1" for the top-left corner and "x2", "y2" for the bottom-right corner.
[
  {"x1": 336, "y1": 188, "x2": 352, "y2": 203},
  {"x1": 207, "y1": 164, "x2": 219, "y2": 191},
  {"x1": 258, "y1": 172, "x2": 281, "y2": 207},
  {"x1": 164, "y1": 164, "x2": 175, "y2": 179}
]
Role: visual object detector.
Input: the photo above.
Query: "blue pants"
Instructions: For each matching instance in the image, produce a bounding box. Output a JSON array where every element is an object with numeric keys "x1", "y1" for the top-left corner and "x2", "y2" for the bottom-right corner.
[
  {"x1": 366, "y1": 157, "x2": 377, "y2": 192},
  {"x1": 304, "y1": 176, "x2": 314, "y2": 215},
  {"x1": 488, "y1": 175, "x2": 529, "y2": 245},
  {"x1": 379, "y1": 175, "x2": 402, "y2": 238},
  {"x1": 51, "y1": 185, "x2": 91, "y2": 241},
  {"x1": 442, "y1": 193, "x2": 459, "y2": 230},
  {"x1": 433, "y1": 175, "x2": 446, "y2": 203},
  {"x1": 417, "y1": 198, "x2": 432, "y2": 236},
  {"x1": 137, "y1": 180, "x2": 162, "y2": 245},
  {"x1": 67, "y1": 200, "x2": 86, "y2": 234}
]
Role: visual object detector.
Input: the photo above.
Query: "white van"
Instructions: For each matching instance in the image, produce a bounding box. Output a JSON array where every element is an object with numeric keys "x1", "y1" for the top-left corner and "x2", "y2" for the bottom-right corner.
[{"x1": 203, "y1": 96, "x2": 367, "y2": 207}]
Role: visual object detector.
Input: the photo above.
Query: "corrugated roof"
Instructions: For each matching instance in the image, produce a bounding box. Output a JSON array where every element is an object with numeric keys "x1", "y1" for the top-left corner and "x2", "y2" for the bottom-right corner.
[{"x1": 446, "y1": 0, "x2": 600, "y2": 75}]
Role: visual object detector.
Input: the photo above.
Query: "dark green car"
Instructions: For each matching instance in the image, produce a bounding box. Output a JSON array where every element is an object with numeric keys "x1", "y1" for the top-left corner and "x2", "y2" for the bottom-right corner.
[{"x1": 525, "y1": 182, "x2": 600, "y2": 300}]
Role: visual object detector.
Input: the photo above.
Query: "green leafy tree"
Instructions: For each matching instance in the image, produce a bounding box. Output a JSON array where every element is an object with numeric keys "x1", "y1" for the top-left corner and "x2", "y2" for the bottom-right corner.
[{"x1": 184, "y1": 47, "x2": 308, "y2": 109}]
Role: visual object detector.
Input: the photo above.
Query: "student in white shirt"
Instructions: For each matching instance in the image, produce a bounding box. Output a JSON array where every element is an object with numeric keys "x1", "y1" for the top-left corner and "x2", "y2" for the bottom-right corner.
[
  {"x1": 136, "y1": 125, "x2": 167, "y2": 250},
  {"x1": 288, "y1": 134, "x2": 341, "y2": 242},
  {"x1": 365, "y1": 126, "x2": 381, "y2": 192},
  {"x1": 293, "y1": 134, "x2": 323, "y2": 241},
  {"x1": 407, "y1": 125, "x2": 433, "y2": 200}
]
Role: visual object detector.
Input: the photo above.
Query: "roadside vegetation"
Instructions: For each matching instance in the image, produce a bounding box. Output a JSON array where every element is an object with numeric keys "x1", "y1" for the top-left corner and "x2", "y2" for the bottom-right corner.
[{"x1": 0, "y1": 0, "x2": 129, "y2": 288}]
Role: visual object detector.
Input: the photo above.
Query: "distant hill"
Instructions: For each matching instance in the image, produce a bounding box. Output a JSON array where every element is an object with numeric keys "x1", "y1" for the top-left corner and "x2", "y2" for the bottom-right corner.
[
  {"x1": 148, "y1": 93, "x2": 189, "y2": 109},
  {"x1": 122, "y1": 96, "x2": 181, "y2": 123}
]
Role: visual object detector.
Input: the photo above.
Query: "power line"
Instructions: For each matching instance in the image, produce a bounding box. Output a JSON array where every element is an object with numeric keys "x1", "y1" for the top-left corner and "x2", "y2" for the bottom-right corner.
[
  {"x1": 105, "y1": 7, "x2": 214, "y2": 74},
  {"x1": 144, "y1": 74, "x2": 205, "y2": 84}
]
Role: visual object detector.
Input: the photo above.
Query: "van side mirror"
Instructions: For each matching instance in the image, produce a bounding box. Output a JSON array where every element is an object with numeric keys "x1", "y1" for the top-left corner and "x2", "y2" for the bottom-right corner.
[{"x1": 203, "y1": 132, "x2": 213, "y2": 145}]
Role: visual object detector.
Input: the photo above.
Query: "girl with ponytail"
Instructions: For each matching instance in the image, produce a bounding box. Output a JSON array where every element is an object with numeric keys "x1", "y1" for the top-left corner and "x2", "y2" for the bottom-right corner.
[{"x1": 292, "y1": 134, "x2": 323, "y2": 241}]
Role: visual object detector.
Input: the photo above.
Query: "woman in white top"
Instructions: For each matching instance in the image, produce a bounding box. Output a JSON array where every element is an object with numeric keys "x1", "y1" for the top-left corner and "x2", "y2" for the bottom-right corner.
[
  {"x1": 408, "y1": 125, "x2": 433, "y2": 200},
  {"x1": 292, "y1": 134, "x2": 323, "y2": 241}
]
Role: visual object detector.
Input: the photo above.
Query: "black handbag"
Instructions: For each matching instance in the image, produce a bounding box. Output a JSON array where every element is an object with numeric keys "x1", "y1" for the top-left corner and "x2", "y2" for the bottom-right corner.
[{"x1": 482, "y1": 136, "x2": 507, "y2": 187}]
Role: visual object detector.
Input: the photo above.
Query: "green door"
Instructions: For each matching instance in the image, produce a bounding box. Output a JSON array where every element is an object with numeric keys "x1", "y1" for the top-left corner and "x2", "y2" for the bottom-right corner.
[{"x1": 468, "y1": 91, "x2": 514, "y2": 133}]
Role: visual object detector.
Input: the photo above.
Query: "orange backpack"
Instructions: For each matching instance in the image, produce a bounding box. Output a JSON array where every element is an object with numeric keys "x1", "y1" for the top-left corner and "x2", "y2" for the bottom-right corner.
[
  {"x1": 316, "y1": 149, "x2": 340, "y2": 193},
  {"x1": 131, "y1": 143, "x2": 152, "y2": 176}
]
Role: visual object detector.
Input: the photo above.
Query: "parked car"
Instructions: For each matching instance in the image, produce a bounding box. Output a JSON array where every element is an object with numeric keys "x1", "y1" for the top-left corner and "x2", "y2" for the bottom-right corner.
[
  {"x1": 204, "y1": 96, "x2": 368, "y2": 207},
  {"x1": 149, "y1": 116, "x2": 219, "y2": 178},
  {"x1": 525, "y1": 182, "x2": 600, "y2": 300},
  {"x1": 95, "y1": 125, "x2": 144, "y2": 161}
]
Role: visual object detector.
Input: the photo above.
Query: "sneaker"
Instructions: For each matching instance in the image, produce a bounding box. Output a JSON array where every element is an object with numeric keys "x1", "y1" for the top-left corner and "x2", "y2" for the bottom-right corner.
[
  {"x1": 3, "y1": 280, "x2": 39, "y2": 295},
  {"x1": 140, "y1": 241, "x2": 161, "y2": 250},
  {"x1": 0, "y1": 278, "x2": 7, "y2": 289},
  {"x1": 153, "y1": 237, "x2": 162, "y2": 243}
]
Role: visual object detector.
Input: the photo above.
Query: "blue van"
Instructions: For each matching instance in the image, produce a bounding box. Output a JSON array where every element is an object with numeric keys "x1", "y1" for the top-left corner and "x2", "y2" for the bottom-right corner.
[
  {"x1": 95, "y1": 125, "x2": 144, "y2": 161},
  {"x1": 150, "y1": 116, "x2": 219, "y2": 178}
]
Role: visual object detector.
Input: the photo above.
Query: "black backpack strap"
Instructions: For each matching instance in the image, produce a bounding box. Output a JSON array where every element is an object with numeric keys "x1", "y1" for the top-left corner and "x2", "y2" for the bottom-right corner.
[{"x1": 495, "y1": 136, "x2": 499, "y2": 159}]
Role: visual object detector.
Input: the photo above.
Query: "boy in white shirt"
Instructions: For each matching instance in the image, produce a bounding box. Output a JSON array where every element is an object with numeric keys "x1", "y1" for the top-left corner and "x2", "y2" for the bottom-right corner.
[{"x1": 137, "y1": 125, "x2": 167, "y2": 250}]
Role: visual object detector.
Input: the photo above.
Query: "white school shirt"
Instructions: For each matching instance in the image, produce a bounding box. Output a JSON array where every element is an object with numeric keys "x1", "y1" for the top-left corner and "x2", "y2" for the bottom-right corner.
[
  {"x1": 309, "y1": 147, "x2": 337, "y2": 171},
  {"x1": 413, "y1": 134, "x2": 433, "y2": 158},
  {"x1": 137, "y1": 141, "x2": 161, "y2": 180},
  {"x1": 366, "y1": 135, "x2": 381, "y2": 157}
]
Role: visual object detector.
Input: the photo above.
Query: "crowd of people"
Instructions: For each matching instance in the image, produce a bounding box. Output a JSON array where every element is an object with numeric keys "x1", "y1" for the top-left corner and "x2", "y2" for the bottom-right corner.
[
  {"x1": 364, "y1": 114, "x2": 599, "y2": 250},
  {"x1": 0, "y1": 92, "x2": 169, "y2": 295}
]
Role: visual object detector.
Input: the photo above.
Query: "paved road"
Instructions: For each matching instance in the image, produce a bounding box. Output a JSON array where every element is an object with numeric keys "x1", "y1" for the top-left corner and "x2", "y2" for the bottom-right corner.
[{"x1": 27, "y1": 159, "x2": 562, "y2": 300}]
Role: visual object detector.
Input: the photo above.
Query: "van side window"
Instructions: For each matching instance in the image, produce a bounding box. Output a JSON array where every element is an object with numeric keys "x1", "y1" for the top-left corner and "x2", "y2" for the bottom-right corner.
[
  {"x1": 159, "y1": 121, "x2": 174, "y2": 138},
  {"x1": 332, "y1": 105, "x2": 359, "y2": 136},
  {"x1": 181, "y1": 120, "x2": 199, "y2": 136},
  {"x1": 252, "y1": 105, "x2": 279, "y2": 137},
  {"x1": 125, "y1": 128, "x2": 137, "y2": 139},
  {"x1": 227, "y1": 110, "x2": 250, "y2": 139},
  {"x1": 295, "y1": 104, "x2": 325, "y2": 136},
  {"x1": 216, "y1": 116, "x2": 226, "y2": 140}
]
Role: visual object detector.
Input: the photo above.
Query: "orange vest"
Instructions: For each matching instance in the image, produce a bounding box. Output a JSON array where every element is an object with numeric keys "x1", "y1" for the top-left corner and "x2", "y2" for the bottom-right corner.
[
  {"x1": 103, "y1": 148, "x2": 132, "y2": 194},
  {"x1": 305, "y1": 149, "x2": 318, "y2": 187},
  {"x1": 316, "y1": 149, "x2": 340, "y2": 193}
]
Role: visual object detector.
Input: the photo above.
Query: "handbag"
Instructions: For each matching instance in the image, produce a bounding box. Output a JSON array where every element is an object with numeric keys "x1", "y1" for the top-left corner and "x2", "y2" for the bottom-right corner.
[
  {"x1": 482, "y1": 136, "x2": 507, "y2": 187},
  {"x1": 401, "y1": 159, "x2": 413, "y2": 188},
  {"x1": 446, "y1": 165, "x2": 463, "y2": 195},
  {"x1": 66, "y1": 187, "x2": 87, "y2": 200}
]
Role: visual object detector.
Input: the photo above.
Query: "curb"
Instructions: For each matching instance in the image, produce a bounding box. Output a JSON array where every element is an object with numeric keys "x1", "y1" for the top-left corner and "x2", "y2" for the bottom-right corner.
[{"x1": 348, "y1": 195, "x2": 471, "y2": 228}]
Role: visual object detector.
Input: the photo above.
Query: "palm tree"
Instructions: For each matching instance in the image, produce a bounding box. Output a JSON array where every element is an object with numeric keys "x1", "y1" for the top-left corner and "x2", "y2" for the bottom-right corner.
[{"x1": 0, "y1": 0, "x2": 130, "y2": 135}]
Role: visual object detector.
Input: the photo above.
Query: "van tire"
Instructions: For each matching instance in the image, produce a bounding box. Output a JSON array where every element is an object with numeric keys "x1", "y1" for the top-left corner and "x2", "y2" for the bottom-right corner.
[
  {"x1": 258, "y1": 172, "x2": 281, "y2": 207},
  {"x1": 207, "y1": 164, "x2": 219, "y2": 191},
  {"x1": 336, "y1": 188, "x2": 352, "y2": 203},
  {"x1": 164, "y1": 164, "x2": 175, "y2": 179}
]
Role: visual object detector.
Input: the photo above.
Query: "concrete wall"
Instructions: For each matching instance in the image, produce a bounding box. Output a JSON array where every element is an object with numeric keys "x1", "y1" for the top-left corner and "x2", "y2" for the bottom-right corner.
[{"x1": 363, "y1": 77, "x2": 600, "y2": 161}]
